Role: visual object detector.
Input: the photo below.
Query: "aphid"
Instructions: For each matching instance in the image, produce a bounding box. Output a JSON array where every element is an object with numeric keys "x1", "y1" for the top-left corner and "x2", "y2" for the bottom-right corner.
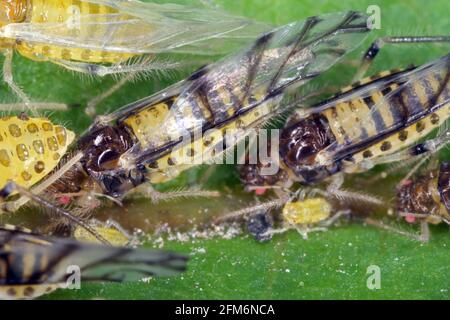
[
  {"x1": 215, "y1": 188, "x2": 383, "y2": 241},
  {"x1": 0, "y1": 0, "x2": 270, "y2": 113},
  {"x1": 239, "y1": 52, "x2": 450, "y2": 192},
  {"x1": 0, "y1": 224, "x2": 188, "y2": 299},
  {"x1": 388, "y1": 161, "x2": 450, "y2": 242}
]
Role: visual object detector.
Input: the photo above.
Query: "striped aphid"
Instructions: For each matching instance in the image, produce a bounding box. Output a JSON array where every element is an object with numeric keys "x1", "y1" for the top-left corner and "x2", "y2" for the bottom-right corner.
[
  {"x1": 239, "y1": 52, "x2": 450, "y2": 195},
  {"x1": 0, "y1": 224, "x2": 187, "y2": 299},
  {"x1": 0, "y1": 0, "x2": 270, "y2": 114}
]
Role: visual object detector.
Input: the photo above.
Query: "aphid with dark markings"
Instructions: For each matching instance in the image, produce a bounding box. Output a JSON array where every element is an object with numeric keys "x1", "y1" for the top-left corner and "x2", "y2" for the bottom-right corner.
[
  {"x1": 239, "y1": 53, "x2": 450, "y2": 192},
  {"x1": 0, "y1": 224, "x2": 188, "y2": 299}
]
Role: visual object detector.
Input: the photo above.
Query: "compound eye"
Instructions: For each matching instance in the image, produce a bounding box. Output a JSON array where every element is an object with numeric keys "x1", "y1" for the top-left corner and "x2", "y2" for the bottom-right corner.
[{"x1": 97, "y1": 149, "x2": 120, "y2": 170}]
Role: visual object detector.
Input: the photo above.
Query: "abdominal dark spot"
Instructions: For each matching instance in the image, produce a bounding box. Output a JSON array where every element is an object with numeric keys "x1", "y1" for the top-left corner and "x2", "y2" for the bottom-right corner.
[
  {"x1": 430, "y1": 113, "x2": 440, "y2": 125},
  {"x1": 416, "y1": 121, "x2": 425, "y2": 132},
  {"x1": 398, "y1": 130, "x2": 408, "y2": 141},
  {"x1": 380, "y1": 141, "x2": 392, "y2": 151},
  {"x1": 362, "y1": 150, "x2": 373, "y2": 158}
]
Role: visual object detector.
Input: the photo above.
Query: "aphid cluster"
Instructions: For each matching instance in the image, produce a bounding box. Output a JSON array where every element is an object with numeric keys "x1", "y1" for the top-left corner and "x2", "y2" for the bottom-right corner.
[{"x1": 0, "y1": 0, "x2": 448, "y2": 299}]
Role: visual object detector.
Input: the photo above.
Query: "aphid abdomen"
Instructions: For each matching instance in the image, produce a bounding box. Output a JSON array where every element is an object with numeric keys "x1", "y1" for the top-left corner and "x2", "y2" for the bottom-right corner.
[
  {"x1": 347, "y1": 71, "x2": 449, "y2": 166},
  {"x1": 16, "y1": 0, "x2": 136, "y2": 64},
  {"x1": 315, "y1": 64, "x2": 450, "y2": 169},
  {"x1": 142, "y1": 95, "x2": 281, "y2": 184},
  {"x1": 283, "y1": 198, "x2": 332, "y2": 225},
  {"x1": 0, "y1": 116, "x2": 75, "y2": 189}
]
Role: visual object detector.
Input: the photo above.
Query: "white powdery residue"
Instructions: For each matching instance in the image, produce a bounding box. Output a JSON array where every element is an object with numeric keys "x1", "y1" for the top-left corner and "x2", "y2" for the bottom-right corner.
[{"x1": 191, "y1": 247, "x2": 207, "y2": 255}]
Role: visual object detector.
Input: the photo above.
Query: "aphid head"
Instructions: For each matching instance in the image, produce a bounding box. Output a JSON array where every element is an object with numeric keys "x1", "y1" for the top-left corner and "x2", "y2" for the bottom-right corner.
[
  {"x1": 79, "y1": 125, "x2": 134, "y2": 174},
  {"x1": 78, "y1": 125, "x2": 146, "y2": 198},
  {"x1": 0, "y1": 0, "x2": 28, "y2": 27},
  {"x1": 279, "y1": 114, "x2": 335, "y2": 183},
  {"x1": 238, "y1": 141, "x2": 290, "y2": 190}
]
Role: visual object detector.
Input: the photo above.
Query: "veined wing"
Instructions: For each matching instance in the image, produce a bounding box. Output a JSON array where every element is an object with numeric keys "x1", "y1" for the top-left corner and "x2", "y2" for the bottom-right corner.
[
  {"x1": 0, "y1": 0, "x2": 270, "y2": 55},
  {"x1": 0, "y1": 225, "x2": 187, "y2": 285},
  {"x1": 118, "y1": 11, "x2": 370, "y2": 164},
  {"x1": 320, "y1": 53, "x2": 450, "y2": 164}
]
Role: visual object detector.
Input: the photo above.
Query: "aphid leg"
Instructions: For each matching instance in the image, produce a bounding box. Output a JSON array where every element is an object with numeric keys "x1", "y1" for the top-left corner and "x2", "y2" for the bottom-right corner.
[
  {"x1": 353, "y1": 36, "x2": 450, "y2": 81},
  {"x1": 419, "y1": 220, "x2": 431, "y2": 242},
  {"x1": 398, "y1": 154, "x2": 433, "y2": 186},
  {"x1": 289, "y1": 210, "x2": 350, "y2": 240},
  {"x1": 85, "y1": 72, "x2": 137, "y2": 117},
  {"x1": 1, "y1": 50, "x2": 68, "y2": 112},
  {"x1": 0, "y1": 181, "x2": 110, "y2": 245},
  {"x1": 84, "y1": 55, "x2": 157, "y2": 116},
  {"x1": 1, "y1": 50, "x2": 33, "y2": 114},
  {"x1": 367, "y1": 153, "x2": 429, "y2": 184},
  {"x1": 320, "y1": 210, "x2": 351, "y2": 227},
  {"x1": 130, "y1": 184, "x2": 220, "y2": 204},
  {"x1": 364, "y1": 217, "x2": 424, "y2": 242},
  {"x1": 326, "y1": 172, "x2": 345, "y2": 193},
  {"x1": 293, "y1": 225, "x2": 327, "y2": 240},
  {"x1": 260, "y1": 227, "x2": 290, "y2": 239}
]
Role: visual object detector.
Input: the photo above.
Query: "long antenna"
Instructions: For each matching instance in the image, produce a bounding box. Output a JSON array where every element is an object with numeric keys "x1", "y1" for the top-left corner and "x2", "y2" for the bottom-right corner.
[{"x1": 0, "y1": 182, "x2": 110, "y2": 245}]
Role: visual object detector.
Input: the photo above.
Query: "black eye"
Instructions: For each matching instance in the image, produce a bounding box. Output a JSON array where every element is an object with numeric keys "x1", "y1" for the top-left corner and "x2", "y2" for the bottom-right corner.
[
  {"x1": 296, "y1": 145, "x2": 315, "y2": 159},
  {"x1": 97, "y1": 149, "x2": 120, "y2": 169}
]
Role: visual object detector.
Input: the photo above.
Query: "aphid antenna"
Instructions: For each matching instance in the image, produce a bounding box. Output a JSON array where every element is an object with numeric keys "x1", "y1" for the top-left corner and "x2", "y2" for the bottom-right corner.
[
  {"x1": 364, "y1": 218, "x2": 423, "y2": 242},
  {"x1": 214, "y1": 199, "x2": 284, "y2": 224},
  {"x1": 0, "y1": 181, "x2": 110, "y2": 245},
  {"x1": 331, "y1": 188, "x2": 385, "y2": 207},
  {"x1": 398, "y1": 154, "x2": 434, "y2": 186}
]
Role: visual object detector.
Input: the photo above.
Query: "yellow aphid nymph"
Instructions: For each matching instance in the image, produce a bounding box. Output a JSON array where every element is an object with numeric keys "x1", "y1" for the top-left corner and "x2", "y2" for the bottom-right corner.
[
  {"x1": 0, "y1": 115, "x2": 75, "y2": 189},
  {"x1": 283, "y1": 198, "x2": 332, "y2": 225},
  {"x1": 74, "y1": 225, "x2": 130, "y2": 246}
]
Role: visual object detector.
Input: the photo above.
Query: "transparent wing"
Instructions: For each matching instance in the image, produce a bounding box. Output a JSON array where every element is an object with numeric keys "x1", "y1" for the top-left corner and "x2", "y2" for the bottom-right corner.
[
  {"x1": 118, "y1": 11, "x2": 370, "y2": 163},
  {"x1": 0, "y1": 226, "x2": 187, "y2": 285},
  {"x1": 321, "y1": 53, "x2": 450, "y2": 163},
  {"x1": 0, "y1": 0, "x2": 270, "y2": 55}
]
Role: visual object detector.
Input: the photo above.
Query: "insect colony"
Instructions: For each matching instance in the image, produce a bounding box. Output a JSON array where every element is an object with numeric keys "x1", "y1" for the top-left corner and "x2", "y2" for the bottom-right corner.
[{"x1": 0, "y1": 0, "x2": 448, "y2": 299}]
